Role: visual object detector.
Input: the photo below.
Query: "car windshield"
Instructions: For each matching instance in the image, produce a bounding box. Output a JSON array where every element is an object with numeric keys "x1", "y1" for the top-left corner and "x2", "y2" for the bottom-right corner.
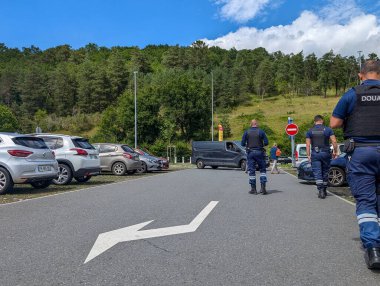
[
  {"x1": 136, "y1": 149, "x2": 151, "y2": 156},
  {"x1": 121, "y1": 145, "x2": 135, "y2": 153},
  {"x1": 72, "y1": 138, "x2": 95, "y2": 149},
  {"x1": 12, "y1": 137, "x2": 48, "y2": 149},
  {"x1": 298, "y1": 147, "x2": 307, "y2": 156}
]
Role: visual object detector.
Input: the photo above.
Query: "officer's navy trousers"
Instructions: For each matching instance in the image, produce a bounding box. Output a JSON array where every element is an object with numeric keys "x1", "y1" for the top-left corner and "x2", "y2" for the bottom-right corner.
[
  {"x1": 247, "y1": 150, "x2": 267, "y2": 186},
  {"x1": 347, "y1": 146, "x2": 380, "y2": 249},
  {"x1": 311, "y1": 151, "x2": 331, "y2": 190}
]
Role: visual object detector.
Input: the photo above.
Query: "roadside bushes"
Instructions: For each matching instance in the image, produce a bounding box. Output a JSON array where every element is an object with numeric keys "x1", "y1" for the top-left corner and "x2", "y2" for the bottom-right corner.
[
  {"x1": 147, "y1": 140, "x2": 191, "y2": 160},
  {"x1": 0, "y1": 104, "x2": 19, "y2": 132}
]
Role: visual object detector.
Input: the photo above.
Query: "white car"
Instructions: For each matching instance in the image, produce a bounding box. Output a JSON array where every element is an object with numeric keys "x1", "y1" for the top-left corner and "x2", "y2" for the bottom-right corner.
[
  {"x1": 34, "y1": 134, "x2": 101, "y2": 185},
  {"x1": 0, "y1": 133, "x2": 58, "y2": 194},
  {"x1": 295, "y1": 143, "x2": 308, "y2": 168}
]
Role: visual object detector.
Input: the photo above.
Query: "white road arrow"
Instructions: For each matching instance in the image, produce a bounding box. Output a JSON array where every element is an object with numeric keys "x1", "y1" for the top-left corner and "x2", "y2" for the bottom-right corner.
[{"x1": 84, "y1": 201, "x2": 219, "y2": 264}]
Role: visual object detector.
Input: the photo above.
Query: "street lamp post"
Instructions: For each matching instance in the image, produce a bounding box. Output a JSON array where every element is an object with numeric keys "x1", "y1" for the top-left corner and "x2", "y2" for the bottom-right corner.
[
  {"x1": 134, "y1": 71, "x2": 138, "y2": 149},
  {"x1": 211, "y1": 72, "x2": 214, "y2": 141},
  {"x1": 358, "y1": 50, "x2": 362, "y2": 71},
  {"x1": 358, "y1": 51, "x2": 363, "y2": 84}
]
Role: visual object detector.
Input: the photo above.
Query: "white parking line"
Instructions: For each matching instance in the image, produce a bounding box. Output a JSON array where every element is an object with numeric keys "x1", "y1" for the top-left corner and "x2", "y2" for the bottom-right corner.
[
  {"x1": 281, "y1": 169, "x2": 355, "y2": 207},
  {"x1": 0, "y1": 170, "x2": 191, "y2": 207}
]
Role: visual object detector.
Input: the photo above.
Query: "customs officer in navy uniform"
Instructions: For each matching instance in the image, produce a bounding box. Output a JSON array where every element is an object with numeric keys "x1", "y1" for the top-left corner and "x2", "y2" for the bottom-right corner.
[
  {"x1": 330, "y1": 60, "x2": 380, "y2": 269},
  {"x1": 241, "y1": 119, "x2": 269, "y2": 195},
  {"x1": 306, "y1": 115, "x2": 338, "y2": 199}
]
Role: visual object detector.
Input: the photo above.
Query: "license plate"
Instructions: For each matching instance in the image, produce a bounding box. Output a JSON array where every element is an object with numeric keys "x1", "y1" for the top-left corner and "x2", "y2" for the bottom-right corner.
[
  {"x1": 38, "y1": 165, "x2": 51, "y2": 172},
  {"x1": 90, "y1": 155, "x2": 98, "y2": 159}
]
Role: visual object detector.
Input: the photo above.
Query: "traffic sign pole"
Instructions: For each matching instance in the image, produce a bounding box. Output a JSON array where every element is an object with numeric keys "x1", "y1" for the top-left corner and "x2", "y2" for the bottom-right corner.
[{"x1": 287, "y1": 118, "x2": 298, "y2": 167}]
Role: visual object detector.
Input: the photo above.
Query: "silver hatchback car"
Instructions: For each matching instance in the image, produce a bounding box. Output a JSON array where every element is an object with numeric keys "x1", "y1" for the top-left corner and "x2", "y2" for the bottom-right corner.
[
  {"x1": 93, "y1": 143, "x2": 141, "y2": 176},
  {"x1": 0, "y1": 133, "x2": 58, "y2": 194}
]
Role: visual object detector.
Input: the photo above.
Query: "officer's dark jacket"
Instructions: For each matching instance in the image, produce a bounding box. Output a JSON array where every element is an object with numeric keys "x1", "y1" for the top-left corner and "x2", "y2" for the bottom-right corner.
[
  {"x1": 241, "y1": 127, "x2": 269, "y2": 149},
  {"x1": 344, "y1": 85, "x2": 380, "y2": 138}
]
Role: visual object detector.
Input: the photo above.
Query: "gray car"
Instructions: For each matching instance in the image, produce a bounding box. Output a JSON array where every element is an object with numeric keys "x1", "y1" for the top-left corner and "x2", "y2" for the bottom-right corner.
[
  {"x1": 0, "y1": 133, "x2": 58, "y2": 194},
  {"x1": 133, "y1": 148, "x2": 162, "y2": 173},
  {"x1": 93, "y1": 143, "x2": 141, "y2": 176}
]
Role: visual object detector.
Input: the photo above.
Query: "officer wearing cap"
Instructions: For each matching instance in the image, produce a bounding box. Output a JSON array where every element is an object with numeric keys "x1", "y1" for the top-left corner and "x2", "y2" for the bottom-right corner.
[
  {"x1": 330, "y1": 60, "x2": 380, "y2": 269},
  {"x1": 306, "y1": 115, "x2": 338, "y2": 199},
  {"x1": 241, "y1": 119, "x2": 269, "y2": 195}
]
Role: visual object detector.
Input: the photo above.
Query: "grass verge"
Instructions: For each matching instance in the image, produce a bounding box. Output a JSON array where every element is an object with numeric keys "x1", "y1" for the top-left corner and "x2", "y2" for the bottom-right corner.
[{"x1": 0, "y1": 163, "x2": 194, "y2": 205}]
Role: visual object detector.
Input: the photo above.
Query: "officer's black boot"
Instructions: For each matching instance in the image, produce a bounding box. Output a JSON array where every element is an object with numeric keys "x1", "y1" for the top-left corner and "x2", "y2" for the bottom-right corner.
[
  {"x1": 249, "y1": 185, "x2": 257, "y2": 195},
  {"x1": 323, "y1": 187, "x2": 328, "y2": 198},
  {"x1": 260, "y1": 183, "x2": 267, "y2": 195},
  {"x1": 318, "y1": 187, "x2": 326, "y2": 199},
  {"x1": 365, "y1": 247, "x2": 380, "y2": 269}
]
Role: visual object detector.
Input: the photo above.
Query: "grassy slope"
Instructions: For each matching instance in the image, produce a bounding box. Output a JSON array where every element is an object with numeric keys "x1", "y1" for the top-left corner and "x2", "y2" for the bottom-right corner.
[{"x1": 221, "y1": 95, "x2": 341, "y2": 145}]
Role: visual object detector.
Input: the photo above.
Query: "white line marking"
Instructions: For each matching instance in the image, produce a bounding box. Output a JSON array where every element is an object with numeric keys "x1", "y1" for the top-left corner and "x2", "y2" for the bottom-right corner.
[
  {"x1": 281, "y1": 169, "x2": 355, "y2": 206},
  {"x1": 0, "y1": 169, "x2": 193, "y2": 207},
  {"x1": 84, "y1": 201, "x2": 219, "y2": 264}
]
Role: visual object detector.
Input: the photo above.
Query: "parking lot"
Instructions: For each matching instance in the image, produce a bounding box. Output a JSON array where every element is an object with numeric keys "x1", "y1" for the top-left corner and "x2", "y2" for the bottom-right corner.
[
  {"x1": 0, "y1": 167, "x2": 378, "y2": 286},
  {"x1": 0, "y1": 164, "x2": 191, "y2": 204}
]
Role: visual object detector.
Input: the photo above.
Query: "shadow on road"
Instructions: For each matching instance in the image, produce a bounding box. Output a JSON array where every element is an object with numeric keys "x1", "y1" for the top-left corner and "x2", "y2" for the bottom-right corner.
[{"x1": 266, "y1": 189, "x2": 282, "y2": 195}]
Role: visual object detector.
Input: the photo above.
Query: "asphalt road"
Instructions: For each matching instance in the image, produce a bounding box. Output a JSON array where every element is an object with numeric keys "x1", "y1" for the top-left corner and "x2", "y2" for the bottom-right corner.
[{"x1": 0, "y1": 168, "x2": 379, "y2": 286}]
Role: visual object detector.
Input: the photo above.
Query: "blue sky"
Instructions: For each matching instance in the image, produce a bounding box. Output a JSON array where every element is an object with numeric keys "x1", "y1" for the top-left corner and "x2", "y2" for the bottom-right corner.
[{"x1": 1, "y1": 0, "x2": 380, "y2": 56}]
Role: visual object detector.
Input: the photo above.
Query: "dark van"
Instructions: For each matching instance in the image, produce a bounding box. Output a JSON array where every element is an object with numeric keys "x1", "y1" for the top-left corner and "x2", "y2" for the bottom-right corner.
[{"x1": 191, "y1": 141, "x2": 247, "y2": 170}]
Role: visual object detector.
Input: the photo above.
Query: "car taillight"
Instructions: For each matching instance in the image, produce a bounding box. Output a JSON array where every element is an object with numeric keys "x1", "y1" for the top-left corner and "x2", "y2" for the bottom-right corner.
[
  {"x1": 70, "y1": 148, "x2": 88, "y2": 156},
  {"x1": 295, "y1": 150, "x2": 298, "y2": 161},
  {"x1": 8, "y1": 150, "x2": 33, "y2": 157},
  {"x1": 123, "y1": 153, "x2": 133, "y2": 159}
]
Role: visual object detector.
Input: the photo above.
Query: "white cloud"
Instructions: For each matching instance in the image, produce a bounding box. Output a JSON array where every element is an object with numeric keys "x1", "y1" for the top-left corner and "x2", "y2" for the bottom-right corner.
[
  {"x1": 214, "y1": 0, "x2": 271, "y2": 23},
  {"x1": 204, "y1": 1, "x2": 380, "y2": 56}
]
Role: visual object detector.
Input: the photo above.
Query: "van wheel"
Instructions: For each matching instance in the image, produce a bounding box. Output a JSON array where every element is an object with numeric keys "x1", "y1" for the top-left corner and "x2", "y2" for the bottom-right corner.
[
  {"x1": 211, "y1": 166, "x2": 218, "y2": 169},
  {"x1": 328, "y1": 167, "x2": 345, "y2": 187},
  {"x1": 196, "y1": 160, "x2": 205, "y2": 169},
  {"x1": 240, "y1": 160, "x2": 247, "y2": 171},
  {"x1": 53, "y1": 163, "x2": 73, "y2": 185},
  {"x1": 0, "y1": 167, "x2": 13, "y2": 195},
  {"x1": 31, "y1": 180, "x2": 52, "y2": 189}
]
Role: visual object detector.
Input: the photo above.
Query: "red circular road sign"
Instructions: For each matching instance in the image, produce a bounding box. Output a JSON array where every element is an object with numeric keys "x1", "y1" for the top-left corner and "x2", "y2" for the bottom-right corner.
[{"x1": 286, "y1": 123, "x2": 299, "y2": 136}]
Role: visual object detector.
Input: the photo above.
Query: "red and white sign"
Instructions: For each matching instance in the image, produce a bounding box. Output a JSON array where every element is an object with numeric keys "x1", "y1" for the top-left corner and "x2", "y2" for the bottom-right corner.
[{"x1": 285, "y1": 123, "x2": 299, "y2": 136}]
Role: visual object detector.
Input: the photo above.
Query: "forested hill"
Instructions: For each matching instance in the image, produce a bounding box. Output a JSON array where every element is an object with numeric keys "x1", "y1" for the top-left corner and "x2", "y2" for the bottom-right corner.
[{"x1": 0, "y1": 41, "x2": 377, "y2": 152}]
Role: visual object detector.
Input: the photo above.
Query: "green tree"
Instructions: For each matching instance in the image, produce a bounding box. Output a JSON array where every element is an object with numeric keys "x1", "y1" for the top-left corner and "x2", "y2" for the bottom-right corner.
[
  {"x1": 152, "y1": 69, "x2": 211, "y2": 140},
  {"x1": 255, "y1": 59, "x2": 275, "y2": 100},
  {"x1": 50, "y1": 63, "x2": 77, "y2": 116},
  {"x1": 19, "y1": 64, "x2": 50, "y2": 115},
  {"x1": 318, "y1": 50, "x2": 334, "y2": 97},
  {"x1": 0, "y1": 104, "x2": 19, "y2": 131},
  {"x1": 107, "y1": 50, "x2": 129, "y2": 99}
]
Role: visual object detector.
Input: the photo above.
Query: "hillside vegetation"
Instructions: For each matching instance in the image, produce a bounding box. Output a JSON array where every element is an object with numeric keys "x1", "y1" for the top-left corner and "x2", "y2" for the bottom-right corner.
[{"x1": 221, "y1": 94, "x2": 342, "y2": 154}]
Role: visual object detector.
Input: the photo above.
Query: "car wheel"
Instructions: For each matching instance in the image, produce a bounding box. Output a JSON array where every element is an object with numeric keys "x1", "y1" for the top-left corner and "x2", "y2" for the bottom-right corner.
[
  {"x1": 196, "y1": 160, "x2": 205, "y2": 169},
  {"x1": 211, "y1": 166, "x2": 218, "y2": 169},
  {"x1": 53, "y1": 163, "x2": 73, "y2": 185},
  {"x1": 74, "y1": 176, "x2": 92, "y2": 183},
  {"x1": 112, "y1": 162, "x2": 127, "y2": 176},
  {"x1": 328, "y1": 167, "x2": 346, "y2": 187},
  {"x1": 240, "y1": 160, "x2": 247, "y2": 171},
  {"x1": 30, "y1": 180, "x2": 52, "y2": 189},
  {"x1": 0, "y1": 167, "x2": 13, "y2": 195},
  {"x1": 136, "y1": 162, "x2": 147, "y2": 173}
]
